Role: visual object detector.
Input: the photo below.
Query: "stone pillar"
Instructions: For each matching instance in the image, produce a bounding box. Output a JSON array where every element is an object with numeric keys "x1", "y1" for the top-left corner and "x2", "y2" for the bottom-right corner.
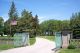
[{"x1": 62, "y1": 34, "x2": 70, "y2": 48}]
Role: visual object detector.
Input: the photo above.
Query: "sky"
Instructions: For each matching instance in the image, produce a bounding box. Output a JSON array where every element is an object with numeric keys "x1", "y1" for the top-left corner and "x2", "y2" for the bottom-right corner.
[{"x1": 0, "y1": 0, "x2": 80, "y2": 23}]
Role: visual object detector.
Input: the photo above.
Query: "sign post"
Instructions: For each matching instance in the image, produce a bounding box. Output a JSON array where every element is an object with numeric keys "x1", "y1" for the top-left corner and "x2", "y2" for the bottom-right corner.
[{"x1": 10, "y1": 20, "x2": 17, "y2": 36}]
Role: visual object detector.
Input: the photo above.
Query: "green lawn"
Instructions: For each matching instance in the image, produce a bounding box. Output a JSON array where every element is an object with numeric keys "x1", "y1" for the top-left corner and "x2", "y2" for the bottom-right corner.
[
  {"x1": 0, "y1": 44, "x2": 14, "y2": 50},
  {"x1": 39, "y1": 36, "x2": 55, "y2": 41},
  {"x1": 0, "y1": 37, "x2": 14, "y2": 50},
  {"x1": 59, "y1": 49, "x2": 80, "y2": 53},
  {"x1": 29, "y1": 36, "x2": 54, "y2": 45}
]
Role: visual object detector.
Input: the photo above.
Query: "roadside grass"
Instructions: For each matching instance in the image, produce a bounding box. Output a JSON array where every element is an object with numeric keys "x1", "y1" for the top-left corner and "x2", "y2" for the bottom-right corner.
[
  {"x1": 0, "y1": 44, "x2": 14, "y2": 50},
  {"x1": 59, "y1": 49, "x2": 80, "y2": 53},
  {"x1": 29, "y1": 36, "x2": 55, "y2": 45},
  {"x1": 0, "y1": 36, "x2": 14, "y2": 50},
  {"x1": 39, "y1": 36, "x2": 55, "y2": 41}
]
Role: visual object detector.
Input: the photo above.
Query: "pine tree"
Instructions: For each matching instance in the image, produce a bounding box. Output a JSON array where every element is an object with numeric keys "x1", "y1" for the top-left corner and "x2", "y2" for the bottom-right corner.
[
  {"x1": 4, "y1": 1, "x2": 18, "y2": 36},
  {"x1": 0, "y1": 17, "x2": 4, "y2": 36},
  {"x1": 8, "y1": 1, "x2": 18, "y2": 20}
]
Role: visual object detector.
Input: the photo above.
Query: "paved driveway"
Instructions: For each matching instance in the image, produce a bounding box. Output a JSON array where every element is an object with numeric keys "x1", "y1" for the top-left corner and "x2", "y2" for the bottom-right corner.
[{"x1": 0, "y1": 37, "x2": 56, "y2": 53}]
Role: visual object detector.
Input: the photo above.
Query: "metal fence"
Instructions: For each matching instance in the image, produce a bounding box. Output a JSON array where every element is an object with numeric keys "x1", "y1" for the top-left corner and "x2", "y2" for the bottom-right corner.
[
  {"x1": 0, "y1": 37, "x2": 14, "y2": 45},
  {"x1": 70, "y1": 39, "x2": 80, "y2": 48},
  {"x1": 0, "y1": 33, "x2": 29, "y2": 47}
]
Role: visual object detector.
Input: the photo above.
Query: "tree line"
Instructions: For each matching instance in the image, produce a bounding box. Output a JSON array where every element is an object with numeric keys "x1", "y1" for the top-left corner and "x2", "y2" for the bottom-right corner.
[
  {"x1": 40, "y1": 20, "x2": 70, "y2": 35},
  {"x1": 40, "y1": 12, "x2": 80, "y2": 36}
]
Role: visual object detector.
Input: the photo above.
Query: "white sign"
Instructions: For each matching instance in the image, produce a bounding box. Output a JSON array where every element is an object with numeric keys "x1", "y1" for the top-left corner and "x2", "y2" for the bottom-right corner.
[{"x1": 11, "y1": 20, "x2": 17, "y2": 25}]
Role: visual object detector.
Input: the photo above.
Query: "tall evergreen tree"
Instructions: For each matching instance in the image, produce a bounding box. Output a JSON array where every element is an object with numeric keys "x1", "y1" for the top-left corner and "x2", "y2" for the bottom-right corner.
[
  {"x1": 70, "y1": 12, "x2": 80, "y2": 29},
  {"x1": 70, "y1": 12, "x2": 80, "y2": 38},
  {"x1": 8, "y1": 1, "x2": 18, "y2": 20},
  {"x1": 34, "y1": 15, "x2": 39, "y2": 35},
  {"x1": 0, "y1": 17, "x2": 4, "y2": 36},
  {"x1": 4, "y1": 1, "x2": 18, "y2": 36}
]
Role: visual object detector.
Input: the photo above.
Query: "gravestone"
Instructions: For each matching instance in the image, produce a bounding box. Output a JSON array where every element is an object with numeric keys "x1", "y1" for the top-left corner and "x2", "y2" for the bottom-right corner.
[{"x1": 14, "y1": 32, "x2": 29, "y2": 47}]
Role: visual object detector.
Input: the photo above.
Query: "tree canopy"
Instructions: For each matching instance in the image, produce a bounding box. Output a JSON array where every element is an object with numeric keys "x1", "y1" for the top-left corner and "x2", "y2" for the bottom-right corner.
[
  {"x1": 0, "y1": 17, "x2": 4, "y2": 36},
  {"x1": 4, "y1": 2, "x2": 39, "y2": 37},
  {"x1": 70, "y1": 12, "x2": 80, "y2": 29},
  {"x1": 40, "y1": 19, "x2": 70, "y2": 35}
]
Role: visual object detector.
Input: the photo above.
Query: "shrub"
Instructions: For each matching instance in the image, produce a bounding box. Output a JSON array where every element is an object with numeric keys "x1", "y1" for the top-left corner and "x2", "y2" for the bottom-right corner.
[{"x1": 68, "y1": 44, "x2": 76, "y2": 49}]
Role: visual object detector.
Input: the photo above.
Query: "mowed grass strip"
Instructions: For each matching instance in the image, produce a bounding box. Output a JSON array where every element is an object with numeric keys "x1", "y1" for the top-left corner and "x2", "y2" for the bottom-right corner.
[
  {"x1": 0, "y1": 44, "x2": 14, "y2": 50},
  {"x1": 59, "y1": 49, "x2": 80, "y2": 53},
  {"x1": 39, "y1": 36, "x2": 55, "y2": 41},
  {"x1": 29, "y1": 36, "x2": 55, "y2": 45}
]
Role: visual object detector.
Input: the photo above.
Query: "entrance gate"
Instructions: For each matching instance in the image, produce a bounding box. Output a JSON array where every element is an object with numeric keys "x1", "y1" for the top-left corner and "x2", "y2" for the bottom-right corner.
[
  {"x1": 55, "y1": 32, "x2": 62, "y2": 48},
  {"x1": 14, "y1": 33, "x2": 29, "y2": 47}
]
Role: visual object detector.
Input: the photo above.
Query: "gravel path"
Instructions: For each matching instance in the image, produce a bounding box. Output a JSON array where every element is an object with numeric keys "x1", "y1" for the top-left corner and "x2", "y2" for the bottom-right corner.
[{"x1": 0, "y1": 37, "x2": 56, "y2": 53}]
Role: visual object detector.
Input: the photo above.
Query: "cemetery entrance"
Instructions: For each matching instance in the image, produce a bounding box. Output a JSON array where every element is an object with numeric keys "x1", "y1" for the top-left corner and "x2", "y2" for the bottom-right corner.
[
  {"x1": 14, "y1": 33, "x2": 29, "y2": 47},
  {"x1": 55, "y1": 32, "x2": 62, "y2": 48}
]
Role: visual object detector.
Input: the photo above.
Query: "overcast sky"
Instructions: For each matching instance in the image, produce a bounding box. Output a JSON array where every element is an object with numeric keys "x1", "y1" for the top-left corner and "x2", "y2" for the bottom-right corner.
[{"x1": 0, "y1": 0, "x2": 80, "y2": 23}]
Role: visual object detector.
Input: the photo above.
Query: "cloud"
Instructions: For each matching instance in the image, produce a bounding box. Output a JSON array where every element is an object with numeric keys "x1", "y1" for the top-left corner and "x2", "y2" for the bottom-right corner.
[
  {"x1": 2, "y1": 14, "x2": 9, "y2": 22},
  {"x1": 38, "y1": 14, "x2": 70, "y2": 24},
  {"x1": 38, "y1": 16, "x2": 51, "y2": 23}
]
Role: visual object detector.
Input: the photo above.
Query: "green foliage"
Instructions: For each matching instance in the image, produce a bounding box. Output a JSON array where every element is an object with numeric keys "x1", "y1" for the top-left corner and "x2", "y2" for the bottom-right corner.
[
  {"x1": 70, "y1": 39, "x2": 80, "y2": 48},
  {"x1": 68, "y1": 44, "x2": 76, "y2": 49},
  {"x1": 17, "y1": 10, "x2": 39, "y2": 37},
  {"x1": 8, "y1": 1, "x2": 18, "y2": 20},
  {"x1": 0, "y1": 17, "x2": 4, "y2": 36},
  {"x1": 4, "y1": 1, "x2": 18, "y2": 36},
  {"x1": 70, "y1": 12, "x2": 80, "y2": 38},
  {"x1": 4, "y1": 2, "x2": 39, "y2": 37},
  {"x1": 70, "y1": 12, "x2": 80, "y2": 29},
  {"x1": 30, "y1": 37, "x2": 36, "y2": 45},
  {"x1": 40, "y1": 20, "x2": 70, "y2": 35}
]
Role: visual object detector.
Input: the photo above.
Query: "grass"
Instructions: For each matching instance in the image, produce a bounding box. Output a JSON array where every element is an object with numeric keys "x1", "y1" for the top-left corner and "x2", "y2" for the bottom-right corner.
[
  {"x1": 29, "y1": 37, "x2": 36, "y2": 45},
  {"x1": 29, "y1": 36, "x2": 55, "y2": 45},
  {"x1": 0, "y1": 44, "x2": 14, "y2": 50},
  {"x1": 0, "y1": 36, "x2": 14, "y2": 50},
  {"x1": 39, "y1": 36, "x2": 55, "y2": 41},
  {"x1": 59, "y1": 49, "x2": 80, "y2": 53}
]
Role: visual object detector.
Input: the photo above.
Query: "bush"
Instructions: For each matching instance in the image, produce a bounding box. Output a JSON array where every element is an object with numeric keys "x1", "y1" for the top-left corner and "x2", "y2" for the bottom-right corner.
[
  {"x1": 30, "y1": 35, "x2": 36, "y2": 38},
  {"x1": 68, "y1": 44, "x2": 76, "y2": 49}
]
